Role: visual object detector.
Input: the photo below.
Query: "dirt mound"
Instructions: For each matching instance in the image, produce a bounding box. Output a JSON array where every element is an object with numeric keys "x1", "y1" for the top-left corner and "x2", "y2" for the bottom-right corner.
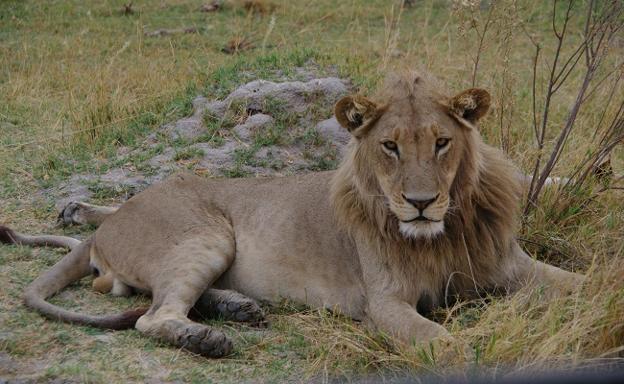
[{"x1": 52, "y1": 75, "x2": 352, "y2": 209}]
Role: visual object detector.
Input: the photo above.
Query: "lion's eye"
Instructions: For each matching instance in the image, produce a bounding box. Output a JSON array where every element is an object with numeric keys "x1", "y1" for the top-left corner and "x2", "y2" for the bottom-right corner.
[
  {"x1": 435, "y1": 138, "x2": 451, "y2": 151},
  {"x1": 382, "y1": 140, "x2": 398, "y2": 153}
]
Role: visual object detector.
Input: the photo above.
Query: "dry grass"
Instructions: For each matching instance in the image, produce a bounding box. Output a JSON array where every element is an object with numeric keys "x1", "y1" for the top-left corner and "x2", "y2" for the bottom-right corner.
[{"x1": 0, "y1": 0, "x2": 623, "y2": 382}]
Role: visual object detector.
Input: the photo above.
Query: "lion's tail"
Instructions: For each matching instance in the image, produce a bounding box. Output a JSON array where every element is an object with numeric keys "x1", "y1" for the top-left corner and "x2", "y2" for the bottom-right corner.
[
  {"x1": 1, "y1": 225, "x2": 147, "y2": 330},
  {"x1": 0, "y1": 224, "x2": 80, "y2": 249}
]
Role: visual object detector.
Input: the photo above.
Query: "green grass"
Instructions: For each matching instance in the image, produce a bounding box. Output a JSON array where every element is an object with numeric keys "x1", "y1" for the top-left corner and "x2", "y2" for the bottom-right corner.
[
  {"x1": 1, "y1": 0, "x2": 623, "y2": 382},
  {"x1": 173, "y1": 147, "x2": 205, "y2": 162}
]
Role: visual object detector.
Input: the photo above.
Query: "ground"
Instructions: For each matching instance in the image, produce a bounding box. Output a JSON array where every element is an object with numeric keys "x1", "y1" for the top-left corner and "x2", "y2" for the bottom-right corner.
[{"x1": 0, "y1": 1, "x2": 623, "y2": 383}]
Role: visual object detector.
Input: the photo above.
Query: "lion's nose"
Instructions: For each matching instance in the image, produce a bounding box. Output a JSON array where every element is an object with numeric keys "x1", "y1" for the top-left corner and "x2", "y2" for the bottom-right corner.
[{"x1": 402, "y1": 193, "x2": 439, "y2": 211}]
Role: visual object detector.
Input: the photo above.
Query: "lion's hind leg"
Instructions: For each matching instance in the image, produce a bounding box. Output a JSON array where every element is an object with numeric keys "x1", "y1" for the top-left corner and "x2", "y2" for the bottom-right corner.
[
  {"x1": 135, "y1": 229, "x2": 236, "y2": 358},
  {"x1": 58, "y1": 202, "x2": 119, "y2": 227},
  {"x1": 193, "y1": 289, "x2": 265, "y2": 325}
]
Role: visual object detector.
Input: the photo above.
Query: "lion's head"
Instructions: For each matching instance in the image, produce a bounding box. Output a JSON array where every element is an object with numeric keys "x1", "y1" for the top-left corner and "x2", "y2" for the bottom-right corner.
[{"x1": 332, "y1": 71, "x2": 499, "y2": 241}]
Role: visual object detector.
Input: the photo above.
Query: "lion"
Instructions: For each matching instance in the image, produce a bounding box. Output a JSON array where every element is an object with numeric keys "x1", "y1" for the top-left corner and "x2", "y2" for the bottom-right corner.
[{"x1": 0, "y1": 71, "x2": 582, "y2": 358}]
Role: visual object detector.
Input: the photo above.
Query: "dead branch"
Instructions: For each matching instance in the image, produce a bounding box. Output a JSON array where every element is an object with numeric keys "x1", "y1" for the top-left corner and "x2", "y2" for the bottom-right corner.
[{"x1": 524, "y1": 0, "x2": 624, "y2": 215}]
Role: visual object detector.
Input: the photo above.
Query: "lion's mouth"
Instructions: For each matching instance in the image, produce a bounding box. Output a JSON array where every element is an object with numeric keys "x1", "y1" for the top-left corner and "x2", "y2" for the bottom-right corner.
[{"x1": 401, "y1": 215, "x2": 442, "y2": 223}]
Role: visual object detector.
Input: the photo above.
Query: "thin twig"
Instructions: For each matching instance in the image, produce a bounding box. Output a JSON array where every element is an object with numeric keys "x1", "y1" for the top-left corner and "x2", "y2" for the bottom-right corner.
[
  {"x1": 470, "y1": 2, "x2": 494, "y2": 87},
  {"x1": 517, "y1": 237, "x2": 572, "y2": 261}
]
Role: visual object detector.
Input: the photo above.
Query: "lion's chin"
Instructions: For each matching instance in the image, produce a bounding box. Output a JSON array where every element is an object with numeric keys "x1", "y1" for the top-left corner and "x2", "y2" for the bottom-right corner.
[{"x1": 399, "y1": 221, "x2": 444, "y2": 240}]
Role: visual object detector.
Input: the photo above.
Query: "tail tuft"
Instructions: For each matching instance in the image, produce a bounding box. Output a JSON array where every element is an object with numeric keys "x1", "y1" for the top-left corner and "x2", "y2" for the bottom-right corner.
[
  {"x1": 0, "y1": 225, "x2": 17, "y2": 245},
  {"x1": 112, "y1": 307, "x2": 150, "y2": 330}
]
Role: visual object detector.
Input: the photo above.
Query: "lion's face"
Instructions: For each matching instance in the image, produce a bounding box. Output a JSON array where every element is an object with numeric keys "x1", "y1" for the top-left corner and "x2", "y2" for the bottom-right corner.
[
  {"x1": 366, "y1": 109, "x2": 461, "y2": 239},
  {"x1": 335, "y1": 77, "x2": 490, "y2": 239}
]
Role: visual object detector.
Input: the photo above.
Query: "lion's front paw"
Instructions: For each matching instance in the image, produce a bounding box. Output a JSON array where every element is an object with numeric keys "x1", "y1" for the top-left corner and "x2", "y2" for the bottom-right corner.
[
  {"x1": 176, "y1": 323, "x2": 233, "y2": 358},
  {"x1": 415, "y1": 333, "x2": 473, "y2": 365},
  {"x1": 409, "y1": 325, "x2": 473, "y2": 365},
  {"x1": 543, "y1": 270, "x2": 585, "y2": 300},
  {"x1": 430, "y1": 334, "x2": 473, "y2": 364}
]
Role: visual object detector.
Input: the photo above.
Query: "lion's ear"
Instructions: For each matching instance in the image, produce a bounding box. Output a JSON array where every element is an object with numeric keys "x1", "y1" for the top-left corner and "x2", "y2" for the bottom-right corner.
[
  {"x1": 334, "y1": 95, "x2": 381, "y2": 137},
  {"x1": 449, "y1": 88, "x2": 490, "y2": 124}
]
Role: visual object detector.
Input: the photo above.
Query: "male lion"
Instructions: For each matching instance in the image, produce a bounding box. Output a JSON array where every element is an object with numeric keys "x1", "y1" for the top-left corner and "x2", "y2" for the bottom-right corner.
[{"x1": 1, "y1": 72, "x2": 582, "y2": 358}]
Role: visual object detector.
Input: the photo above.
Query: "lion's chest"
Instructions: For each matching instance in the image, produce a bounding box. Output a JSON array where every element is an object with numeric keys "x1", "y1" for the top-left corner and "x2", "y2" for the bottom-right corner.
[{"x1": 390, "y1": 245, "x2": 497, "y2": 313}]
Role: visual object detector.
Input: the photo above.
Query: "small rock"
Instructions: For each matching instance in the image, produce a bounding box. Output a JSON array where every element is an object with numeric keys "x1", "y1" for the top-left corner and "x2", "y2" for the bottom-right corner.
[
  {"x1": 116, "y1": 146, "x2": 131, "y2": 156},
  {"x1": 315, "y1": 117, "x2": 351, "y2": 146},
  {"x1": 0, "y1": 351, "x2": 16, "y2": 374},
  {"x1": 196, "y1": 141, "x2": 239, "y2": 169},
  {"x1": 163, "y1": 115, "x2": 205, "y2": 141},
  {"x1": 147, "y1": 148, "x2": 175, "y2": 168},
  {"x1": 224, "y1": 77, "x2": 348, "y2": 114},
  {"x1": 233, "y1": 113, "x2": 273, "y2": 141},
  {"x1": 204, "y1": 100, "x2": 227, "y2": 119},
  {"x1": 93, "y1": 334, "x2": 114, "y2": 344},
  {"x1": 99, "y1": 168, "x2": 148, "y2": 190},
  {"x1": 191, "y1": 96, "x2": 208, "y2": 114}
]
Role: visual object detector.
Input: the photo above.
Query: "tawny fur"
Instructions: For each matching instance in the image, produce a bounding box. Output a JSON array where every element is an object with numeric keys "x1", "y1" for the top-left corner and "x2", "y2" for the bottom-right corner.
[
  {"x1": 92, "y1": 273, "x2": 114, "y2": 294},
  {"x1": 331, "y1": 71, "x2": 521, "y2": 308}
]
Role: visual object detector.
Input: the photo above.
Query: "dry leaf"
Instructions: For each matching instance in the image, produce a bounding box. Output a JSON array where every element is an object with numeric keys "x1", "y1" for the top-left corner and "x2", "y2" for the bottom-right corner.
[{"x1": 200, "y1": 1, "x2": 223, "y2": 13}]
